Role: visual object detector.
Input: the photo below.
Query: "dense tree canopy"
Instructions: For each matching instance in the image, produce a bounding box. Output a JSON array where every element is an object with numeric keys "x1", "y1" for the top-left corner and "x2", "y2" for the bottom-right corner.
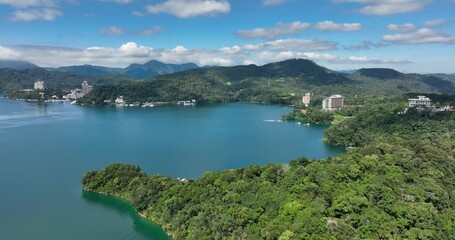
[{"x1": 83, "y1": 96, "x2": 455, "y2": 239}]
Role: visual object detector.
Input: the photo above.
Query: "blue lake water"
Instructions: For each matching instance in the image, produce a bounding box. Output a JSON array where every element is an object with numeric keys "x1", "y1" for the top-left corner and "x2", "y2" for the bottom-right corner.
[{"x1": 0, "y1": 98, "x2": 344, "y2": 239}]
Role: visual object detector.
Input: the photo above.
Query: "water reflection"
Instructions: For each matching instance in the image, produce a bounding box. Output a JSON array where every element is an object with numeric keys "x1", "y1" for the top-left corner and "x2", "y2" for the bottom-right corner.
[{"x1": 81, "y1": 191, "x2": 171, "y2": 240}]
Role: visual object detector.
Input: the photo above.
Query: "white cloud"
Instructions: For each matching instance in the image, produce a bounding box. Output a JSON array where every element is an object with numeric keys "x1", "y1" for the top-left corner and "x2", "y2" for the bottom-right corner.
[
  {"x1": 0, "y1": 46, "x2": 19, "y2": 59},
  {"x1": 251, "y1": 50, "x2": 408, "y2": 65},
  {"x1": 243, "y1": 60, "x2": 257, "y2": 65},
  {"x1": 263, "y1": 0, "x2": 291, "y2": 6},
  {"x1": 0, "y1": 42, "x2": 412, "y2": 69},
  {"x1": 344, "y1": 40, "x2": 390, "y2": 50},
  {"x1": 237, "y1": 22, "x2": 310, "y2": 39},
  {"x1": 132, "y1": 10, "x2": 144, "y2": 16},
  {"x1": 0, "y1": 0, "x2": 64, "y2": 21},
  {"x1": 171, "y1": 46, "x2": 188, "y2": 52},
  {"x1": 118, "y1": 42, "x2": 152, "y2": 57},
  {"x1": 387, "y1": 23, "x2": 415, "y2": 32},
  {"x1": 99, "y1": 26, "x2": 162, "y2": 36},
  {"x1": 147, "y1": 0, "x2": 230, "y2": 18},
  {"x1": 11, "y1": 8, "x2": 62, "y2": 21},
  {"x1": 219, "y1": 45, "x2": 242, "y2": 54},
  {"x1": 423, "y1": 19, "x2": 446, "y2": 27},
  {"x1": 333, "y1": 56, "x2": 411, "y2": 64},
  {"x1": 333, "y1": 0, "x2": 432, "y2": 15},
  {"x1": 314, "y1": 21, "x2": 362, "y2": 31},
  {"x1": 383, "y1": 28, "x2": 455, "y2": 44},
  {"x1": 99, "y1": 0, "x2": 133, "y2": 3},
  {"x1": 99, "y1": 26, "x2": 126, "y2": 35},
  {"x1": 106, "y1": 0, "x2": 133, "y2": 3},
  {"x1": 0, "y1": 0, "x2": 55, "y2": 8},
  {"x1": 137, "y1": 26, "x2": 162, "y2": 35},
  {"x1": 244, "y1": 38, "x2": 338, "y2": 52}
]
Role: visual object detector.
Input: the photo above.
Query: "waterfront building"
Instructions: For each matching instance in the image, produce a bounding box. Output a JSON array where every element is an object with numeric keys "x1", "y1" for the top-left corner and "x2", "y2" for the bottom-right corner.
[
  {"x1": 408, "y1": 96, "x2": 431, "y2": 108},
  {"x1": 302, "y1": 92, "x2": 312, "y2": 107},
  {"x1": 82, "y1": 81, "x2": 93, "y2": 95},
  {"x1": 322, "y1": 95, "x2": 344, "y2": 111},
  {"x1": 64, "y1": 89, "x2": 83, "y2": 100},
  {"x1": 115, "y1": 96, "x2": 125, "y2": 104}
]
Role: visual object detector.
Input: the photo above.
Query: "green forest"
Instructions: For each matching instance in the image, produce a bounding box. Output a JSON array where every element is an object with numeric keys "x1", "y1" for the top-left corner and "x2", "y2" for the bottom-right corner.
[
  {"x1": 82, "y1": 96, "x2": 455, "y2": 239},
  {"x1": 79, "y1": 59, "x2": 455, "y2": 105}
]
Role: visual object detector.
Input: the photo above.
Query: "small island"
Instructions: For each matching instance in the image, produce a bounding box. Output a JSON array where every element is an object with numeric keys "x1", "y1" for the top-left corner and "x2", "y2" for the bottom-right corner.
[{"x1": 82, "y1": 96, "x2": 455, "y2": 239}]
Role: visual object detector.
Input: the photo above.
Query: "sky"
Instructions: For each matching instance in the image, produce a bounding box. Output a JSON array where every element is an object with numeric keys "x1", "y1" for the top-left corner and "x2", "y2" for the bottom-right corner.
[{"x1": 0, "y1": 0, "x2": 454, "y2": 73}]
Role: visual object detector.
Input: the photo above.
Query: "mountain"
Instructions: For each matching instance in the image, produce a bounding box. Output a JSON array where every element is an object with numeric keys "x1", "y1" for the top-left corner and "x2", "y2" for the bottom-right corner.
[
  {"x1": 337, "y1": 69, "x2": 357, "y2": 74},
  {"x1": 354, "y1": 68, "x2": 403, "y2": 80},
  {"x1": 125, "y1": 60, "x2": 199, "y2": 79},
  {"x1": 50, "y1": 65, "x2": 124, "y2": 76},
  {"x1": 78, "y1": 59, "x2": 360, "y2": 105},
  {"x1": 0, "y1": 68, "x2": 127, "y2": 91},
  {"x1": 170, "y1": 59, "x2": 353, "y2": 84},
  {"x1": 80, "y1": 59, "x2": 455, "y2": 105},
  {"x1": 49, "y1": 60, "x2": 199, "y2": 79},
  {"x1": 349, "y1": 68, "x2": 455, "y2": 94},
  {"x1": 0, "y1": 60, "x2": 39, "y2": 70}
]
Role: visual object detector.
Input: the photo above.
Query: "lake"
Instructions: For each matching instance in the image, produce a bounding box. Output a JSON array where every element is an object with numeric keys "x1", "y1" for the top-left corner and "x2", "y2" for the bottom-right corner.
[{"x1": 0, "y1": 98, "x2": 344, "y2": 240}]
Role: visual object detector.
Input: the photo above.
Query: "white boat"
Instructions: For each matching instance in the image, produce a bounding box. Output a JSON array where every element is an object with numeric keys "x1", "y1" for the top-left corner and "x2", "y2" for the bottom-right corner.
[{"x1": 142, "y1": 102, "x2": 155, "y2": 108}]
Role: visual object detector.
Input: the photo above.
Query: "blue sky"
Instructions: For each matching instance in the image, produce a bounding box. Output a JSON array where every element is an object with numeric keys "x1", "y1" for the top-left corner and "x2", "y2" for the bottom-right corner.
[{"x1": 0, "y1": 0, "x2": 454, "y2": 73}]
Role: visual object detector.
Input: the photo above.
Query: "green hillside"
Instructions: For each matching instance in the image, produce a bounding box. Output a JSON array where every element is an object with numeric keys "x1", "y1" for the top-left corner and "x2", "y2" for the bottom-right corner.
[
  {"x1": 80, "y1": 59, "x2": 455, "y2": 105},
  {"x1": 82, "y1": 97, "x2": 455, "y2": 239},
  {"x1": 0, "y1": 68, "x2": 127, "y2": 92},
  {"x1": 48, "y1": 60, "x2": 199, "y2": 79}
]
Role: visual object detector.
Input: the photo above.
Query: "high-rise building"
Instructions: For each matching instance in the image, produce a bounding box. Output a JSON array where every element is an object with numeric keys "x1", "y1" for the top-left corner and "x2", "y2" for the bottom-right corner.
[
  {"x1": 408, "y1": 96, "x2": 431, "y2": 108},
  {"x1": 302, "y1": 92, "x2": 312, "y2": 107},
  {"x1": 322, "y1": 95, "x2": 344, "y2": 110},
  {"x1": 81, "y1": 81, "x2": 93, "y2": 95},
  {"x1": 34, "y1": 80, "x2": 44, "y2": 90}
]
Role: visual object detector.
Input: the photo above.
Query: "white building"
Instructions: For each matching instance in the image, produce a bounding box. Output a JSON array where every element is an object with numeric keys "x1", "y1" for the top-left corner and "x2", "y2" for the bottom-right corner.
[
  {"x1": 408, "y1": 96, "x2": 431, "y2": 108},
  {"x1": 81, "y1": 81, "x2": 93, "y2": 95},
  {"x1": 64, "y1": 89, "x2": 83, "y2": 100},
  {"x1": 115, "y1": 96, "x2": 126, "y2": 105},
  {"x1": 34, "y1": 81, "x2": 44, "y2": 90},
  {"x1": 322, "y1": 95, "x2": 344, "y2": 111},
  {"x1": 302, "y1": 92, "x2": 312, "y2": 107}
]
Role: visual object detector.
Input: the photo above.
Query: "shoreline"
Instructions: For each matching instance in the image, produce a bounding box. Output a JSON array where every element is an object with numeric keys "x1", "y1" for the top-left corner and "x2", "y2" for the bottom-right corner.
[{"x1": 82, "y1": 189, "x2": 175, "y2": 239}]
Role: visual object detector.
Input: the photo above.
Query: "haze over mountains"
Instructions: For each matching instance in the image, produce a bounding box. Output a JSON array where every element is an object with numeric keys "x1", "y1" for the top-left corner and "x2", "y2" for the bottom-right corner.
[
  {"x1": 0, "y1": 60, "x2": 39, "y2": 70},
  {"x1": 0, "y1": 59, "x2": 199, "y2": 79}
]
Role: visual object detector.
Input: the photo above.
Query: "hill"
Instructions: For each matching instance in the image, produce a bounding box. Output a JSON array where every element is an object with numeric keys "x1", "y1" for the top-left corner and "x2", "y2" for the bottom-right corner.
[
  {"x1": 82, "y1": 97, "x2": 455, "y2": 239},
  {"x1": 125, "y1": 60, "x2": 198, "y2": 79},
  {"x1": 49, "y1": 60, "x2": 199, "y2": 79},
  {"x1": 355, "y1": 68, "x2": 403, "y2": 80},
  {"x1": 81, "y1": 59, "x2": 455, "y2": 105},
  {"x1": 349, "y1": 68, "x2": 455, "y2": 95},
  {"x1": 0, "y1": 68, "x2": 127, "y2": 92},
  {"x1": 50, "y1": 65, "x2": 124, "y2": 76},
  {"x1": 80, "y1": 59, "x2": 356, "y2": 104},
  {"x1": 0, "y1": 60, "x2": 39, "y2": 70}
]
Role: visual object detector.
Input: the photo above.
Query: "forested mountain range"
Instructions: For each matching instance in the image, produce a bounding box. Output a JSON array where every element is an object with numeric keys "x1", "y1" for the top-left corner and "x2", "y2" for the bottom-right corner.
[
  {"x1": 2, "y1": 58, "x2": 455, "y2": 104},
  {"x1": 0, "y1": 60, "x2": 39, "y2": 70},
  {"x1": 80, "y1": 59, "x2": 455, "y2": 104},
  {"x1": 47, "y1": 60, "x2": 199, "y2": 79}
]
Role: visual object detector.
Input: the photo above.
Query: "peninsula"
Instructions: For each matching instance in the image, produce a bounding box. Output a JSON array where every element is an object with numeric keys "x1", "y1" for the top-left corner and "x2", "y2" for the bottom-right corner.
[{"x1": 82, "y1": 95, "x2": 455, "y2": 239}]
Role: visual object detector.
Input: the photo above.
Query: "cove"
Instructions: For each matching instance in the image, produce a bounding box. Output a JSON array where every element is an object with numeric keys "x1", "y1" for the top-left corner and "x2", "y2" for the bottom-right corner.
[{"x1": 0, "y1": 98, "x2": 344, "y2": 239}]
